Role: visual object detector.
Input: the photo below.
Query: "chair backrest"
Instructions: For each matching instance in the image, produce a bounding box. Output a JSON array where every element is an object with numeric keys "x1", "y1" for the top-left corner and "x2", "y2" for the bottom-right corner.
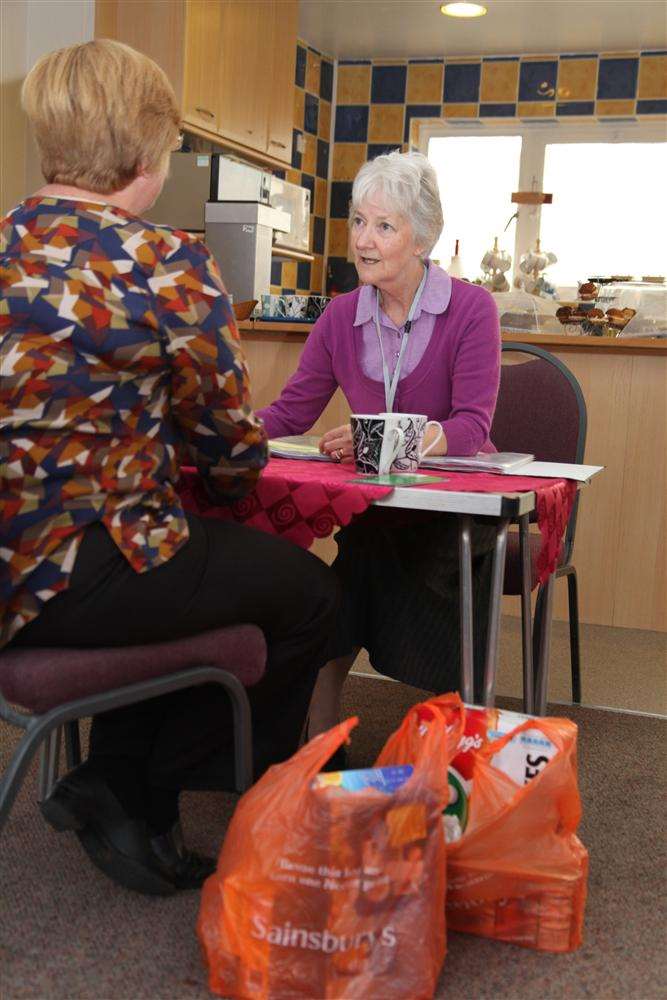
[{"x1": 492, "y1": 342, "x2": 588, "y2": 562}]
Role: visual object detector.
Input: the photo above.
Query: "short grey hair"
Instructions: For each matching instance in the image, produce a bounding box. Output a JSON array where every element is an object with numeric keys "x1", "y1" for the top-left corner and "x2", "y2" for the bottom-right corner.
[{"x1": 349, "y1": 150, "x2": 444, "y2": 257}]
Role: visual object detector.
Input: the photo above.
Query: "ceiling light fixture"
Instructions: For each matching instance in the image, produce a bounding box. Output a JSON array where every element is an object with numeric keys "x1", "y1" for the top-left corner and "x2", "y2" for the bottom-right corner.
[{"x1": 440, "y1": 2, "x2": 487, "y2": 17}]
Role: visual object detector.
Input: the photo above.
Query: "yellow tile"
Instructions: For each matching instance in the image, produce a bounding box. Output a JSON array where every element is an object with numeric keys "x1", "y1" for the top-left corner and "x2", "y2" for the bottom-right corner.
[
  {"x1": 332, "y1": 142, "x2": 367, "y2": 181},
  {"x1": 337, "y1": 64, "x2": 371, "y2": 104},
  {"x1": 407, "y1": 63, "x2": 443, "y2": 104},
  {"x1": 314, "y1": 177, "x2": 328, "y2": 216},
  {"x1": 302, "y1": 132, "x2": 316, "y2": 175},
  {"x1": 368, "y1": 104, "x2": 404, "y2": 142},
  {"x1": 518, "y1": 101, "x2": 555, "y2": 117},
  {"x1": 638, "y1": 55, "x2": 667, "y2": 98},
  {"x1": 311, "y1": 254, "x2": 324, "y2": 293},
  {"x1": 293, "y1": 86, "x2": 305, "y2": 130},
  {"x1": 480, "y1": 61, "x2": 519, "y2": 103},
  {"x1": 270, "y1": 284, "x2": 282, "y2": 295},
  {"x1": 286, "y1": 168, "x2": 300, "y2": 185},
  {"x1": 596, "y1": 99, "x2": 636, "y2": 116},
  {"x1": 443, "y1": 103, "x2": 478, "y2": 118},
  {"x1": 305, "y1": 49, "x2": 321, "y2": 96},
  {"x1": 282, "y1": 261, "x2": 297, "y2": 288},
  {"x1": 556, "y1": 58, "x2": 597, "y2": 101},
  {"x1": 318, "y1": 99, "x2": 331, "y2": 139},
  {"x1": 328, "y1": 218, "x2": 350, "y2": 258}
]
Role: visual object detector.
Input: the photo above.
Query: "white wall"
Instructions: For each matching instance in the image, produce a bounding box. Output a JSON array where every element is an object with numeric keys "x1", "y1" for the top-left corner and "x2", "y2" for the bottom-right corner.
[{"x1": 0, "y1": 0, "x2": 94, "y2": 214}]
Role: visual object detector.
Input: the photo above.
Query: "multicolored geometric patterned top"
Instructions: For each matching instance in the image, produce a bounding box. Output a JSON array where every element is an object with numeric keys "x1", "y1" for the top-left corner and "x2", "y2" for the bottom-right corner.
[{"x1": 0, "y1": 197, "x2": 268, "y2": 648}]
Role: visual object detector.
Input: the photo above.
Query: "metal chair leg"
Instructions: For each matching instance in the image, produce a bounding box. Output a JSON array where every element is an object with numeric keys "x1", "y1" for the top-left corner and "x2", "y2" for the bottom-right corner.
[
  {"x1": 518, "y1": 515, "x2": 534, "y2": 714},
  {"x1": 458, "y1": 515, "x2": 475, "y2": 704},
  {"x1": 565, "y1": 567, "x2": 582, "y2": 703},
  {"x1": 533, "y1": 575, "x2": 556, "y2": 715},
  {"x1": 38, "y1": 728, "x2": 62, "y2": 801}
]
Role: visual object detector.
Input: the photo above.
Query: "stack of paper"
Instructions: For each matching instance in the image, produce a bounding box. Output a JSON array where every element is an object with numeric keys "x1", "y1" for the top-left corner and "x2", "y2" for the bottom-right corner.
[
  {"x1": 269, "y1": 435, "x2": 332, "y2": 461},
  {"x1": 422, "y1": 452, "x2": 534, "y2": 474}
]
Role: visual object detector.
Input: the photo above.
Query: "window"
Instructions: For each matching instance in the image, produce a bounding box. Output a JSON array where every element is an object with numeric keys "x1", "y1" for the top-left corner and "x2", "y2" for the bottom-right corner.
[
  {"x1": 421, "y1": 120, "x2": 667, "y2": 294},
  {"x1": 428, "y1": 135, "x2": 522, "y2": 281}
]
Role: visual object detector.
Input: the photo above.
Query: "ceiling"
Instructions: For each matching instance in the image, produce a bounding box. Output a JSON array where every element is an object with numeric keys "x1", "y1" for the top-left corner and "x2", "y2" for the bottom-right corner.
[{"x1": 298, "y1": 0, "x2": 667, "y2": 60}]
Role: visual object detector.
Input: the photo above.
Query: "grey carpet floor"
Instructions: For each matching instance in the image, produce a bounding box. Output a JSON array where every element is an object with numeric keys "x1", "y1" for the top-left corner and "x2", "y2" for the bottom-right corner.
[{"x1": 1, "y1": 674, "x2": 665, "y2": 1000}]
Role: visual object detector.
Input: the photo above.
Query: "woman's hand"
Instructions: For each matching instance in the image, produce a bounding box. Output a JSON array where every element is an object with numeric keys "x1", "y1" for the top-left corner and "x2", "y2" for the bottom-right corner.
[{"x1": 319, "y1": 424, "x2": 353, "y2": 462}]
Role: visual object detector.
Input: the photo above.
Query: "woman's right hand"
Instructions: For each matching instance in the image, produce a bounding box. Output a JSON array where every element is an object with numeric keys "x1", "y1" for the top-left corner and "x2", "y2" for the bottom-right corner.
[{"x1": 319, "y1": 424, "x2": 353, "y2": 462}]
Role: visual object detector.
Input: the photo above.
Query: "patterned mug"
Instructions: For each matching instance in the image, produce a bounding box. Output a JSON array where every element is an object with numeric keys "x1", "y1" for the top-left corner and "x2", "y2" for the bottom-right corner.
[
  {"x1": 350, "y1": 414, "x2": 405, "y2": 476},
  {"x1": 379, "y1": 413, "x2": 444, "y2": 472}
]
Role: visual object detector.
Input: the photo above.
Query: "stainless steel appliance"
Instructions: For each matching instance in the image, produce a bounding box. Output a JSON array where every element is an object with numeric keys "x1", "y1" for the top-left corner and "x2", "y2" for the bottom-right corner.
[{"x1": 205, "y1": 202, "x2": 290, "y2": 304}]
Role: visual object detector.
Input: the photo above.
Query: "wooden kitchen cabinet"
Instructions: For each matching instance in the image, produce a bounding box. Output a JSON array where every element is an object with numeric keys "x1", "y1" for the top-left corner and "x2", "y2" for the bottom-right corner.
[{"x1": 95, "y1": 0, "x2": 297, "y2": 168}]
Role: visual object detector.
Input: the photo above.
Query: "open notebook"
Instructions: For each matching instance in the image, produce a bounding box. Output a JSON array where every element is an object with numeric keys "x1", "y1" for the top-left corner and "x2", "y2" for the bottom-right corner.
[
  {"x1": 269, "y1": 435, "x2": 333, "y2": 461},
  {"x1": 421, "y1": 453, "x2": 534, "y2": 474}
]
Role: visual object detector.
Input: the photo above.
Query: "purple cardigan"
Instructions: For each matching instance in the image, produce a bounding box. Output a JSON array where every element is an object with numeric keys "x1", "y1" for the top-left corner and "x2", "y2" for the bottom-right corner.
[{"x1": 257, "y1": 277, "x2": 501, "y2": 456}]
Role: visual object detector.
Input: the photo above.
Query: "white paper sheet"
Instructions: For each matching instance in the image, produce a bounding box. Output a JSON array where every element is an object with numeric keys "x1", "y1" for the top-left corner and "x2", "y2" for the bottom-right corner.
[{"x1": 504, "y1": 462, "x2": 604, "y2": 483}]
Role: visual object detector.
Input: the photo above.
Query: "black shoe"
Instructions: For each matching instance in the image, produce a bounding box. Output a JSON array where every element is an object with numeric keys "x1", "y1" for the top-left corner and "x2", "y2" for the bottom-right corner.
[
  {"x1": 40, "y1": 763, "x2": 175, "y2": 897},
  {"x1": 150, "y1": 822, "x2": 216, "y2": 890}
]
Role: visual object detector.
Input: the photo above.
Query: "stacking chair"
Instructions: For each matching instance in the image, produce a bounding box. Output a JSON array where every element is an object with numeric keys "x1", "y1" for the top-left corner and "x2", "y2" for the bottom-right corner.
[
  {"x1": 0, "y1": 624, "x2": 266, "y2": 837},
  {"x1": 492, "y1": 343, "x2": 587, "y2": 710}
]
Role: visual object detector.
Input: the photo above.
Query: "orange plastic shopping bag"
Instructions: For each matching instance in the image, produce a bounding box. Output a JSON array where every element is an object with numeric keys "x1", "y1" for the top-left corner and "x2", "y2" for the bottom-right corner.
[
  {"x1": 393, "y1": 698, "x2": 588, "y2": 952},
  {"x1": 198, "y1": 701, "x2": 461, "y2": 999}
]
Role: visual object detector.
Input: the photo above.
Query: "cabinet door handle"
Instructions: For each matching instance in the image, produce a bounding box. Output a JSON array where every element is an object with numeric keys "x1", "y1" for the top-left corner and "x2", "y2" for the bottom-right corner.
[
  {"x1": 246, "y1": 129, "x2": 254, "y2": 135},
  {"x1": 195, "y1": 107, "x2": 215, "y2": 119},
  {"x1": 269, "y1": 139, "x2": 287, "y2": 149}
]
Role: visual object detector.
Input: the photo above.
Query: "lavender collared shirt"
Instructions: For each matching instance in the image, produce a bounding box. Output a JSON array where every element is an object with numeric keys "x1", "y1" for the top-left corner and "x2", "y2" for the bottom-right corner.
[{"x1": 355, "y1": 261, "x2": 452, "y2": 386}]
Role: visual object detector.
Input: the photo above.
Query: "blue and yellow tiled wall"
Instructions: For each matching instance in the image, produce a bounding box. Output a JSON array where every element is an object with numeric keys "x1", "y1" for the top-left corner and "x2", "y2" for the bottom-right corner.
[
  {"x1": 326, "y1": 50, "x2": 667, "y2": 290},
  {"x1": 270, "y1": 40, "x2": 334, "y2": 296}
]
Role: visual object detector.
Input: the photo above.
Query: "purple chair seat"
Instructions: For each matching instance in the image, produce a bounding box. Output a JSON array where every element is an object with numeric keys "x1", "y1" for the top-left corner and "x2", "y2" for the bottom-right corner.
[{"x1": 0, "y1": 625, "x2": 266, "y2": 714}]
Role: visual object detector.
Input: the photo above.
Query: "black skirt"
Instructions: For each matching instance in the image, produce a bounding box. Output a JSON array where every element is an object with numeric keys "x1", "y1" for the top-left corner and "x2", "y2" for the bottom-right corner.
[{"x1": 329, "y1": 508, "x2": 497, "y2": 698}]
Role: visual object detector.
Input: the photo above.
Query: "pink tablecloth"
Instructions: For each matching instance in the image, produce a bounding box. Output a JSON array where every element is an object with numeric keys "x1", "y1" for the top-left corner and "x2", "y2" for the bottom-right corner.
[{"x1": 178, "y1": 459, "x2": 577, "y2": 584}]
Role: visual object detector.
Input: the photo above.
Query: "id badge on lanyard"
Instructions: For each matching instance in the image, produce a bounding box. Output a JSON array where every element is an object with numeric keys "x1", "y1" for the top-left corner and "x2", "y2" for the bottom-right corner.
[{"x1": 375, "y1": 264, "x2": 429, "y2": 412}]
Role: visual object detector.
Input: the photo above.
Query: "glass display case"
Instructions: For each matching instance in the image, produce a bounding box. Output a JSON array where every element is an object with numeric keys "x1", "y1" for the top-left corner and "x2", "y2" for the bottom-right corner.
[
  {"x1": 597, "y1": 283, "x2": 667, "y2": 339},
  {"x1": 494, "y1": 291, "x2": 563, "y2": 335}
]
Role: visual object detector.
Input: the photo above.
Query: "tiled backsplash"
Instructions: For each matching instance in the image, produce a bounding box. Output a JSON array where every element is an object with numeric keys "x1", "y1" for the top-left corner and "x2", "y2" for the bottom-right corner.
[
  {"x1": 270, "y1": 40, "x2": 334, "y2": 297},
  {"x1": 325, "y1": 50, "x2": 666, "y2": 293}
]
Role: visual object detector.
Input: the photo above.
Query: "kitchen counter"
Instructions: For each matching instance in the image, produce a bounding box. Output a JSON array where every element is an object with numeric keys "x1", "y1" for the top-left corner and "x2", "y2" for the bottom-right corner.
[{"x1": 238, "y1": 319, "x2": 667, "y2": 354}]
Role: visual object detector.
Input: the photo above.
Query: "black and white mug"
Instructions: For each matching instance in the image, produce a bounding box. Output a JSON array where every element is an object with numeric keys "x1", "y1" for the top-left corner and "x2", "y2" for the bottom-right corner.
[
  {"x1": 379, "y1": 412, "x2": 444, "y2": 472},
  {"x1": 350, "y1": 414, "x2": 405, "y2": 476}
]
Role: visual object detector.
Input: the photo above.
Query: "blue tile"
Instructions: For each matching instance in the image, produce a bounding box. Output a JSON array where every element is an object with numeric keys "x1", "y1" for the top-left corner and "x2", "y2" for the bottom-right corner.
[
  {"x1": 560, "y1": 53, "x2": 598, "y2": 59},
  {"x1": 408, "y1": 58, "x2": 443, "y2": 64},
  {"x1": 291, "y1": 129, "x2": 302, "y2": 170},
  {"x1": 480, "y1": 103, "x2": 517, "y2": 117},
  {"x1": 300, "y1": 172, "x2": 315, "y2": 210},
  {"x1": 273, "y1": 169, "x2": 286, "y2": 180},
  {"x1": 637, "y1": 99, "x2": 667, "y2": 114},
  {"x1": 339, "y1": 59, "x2": 371, "y2": 65},
  {"x1": 313, "y1": 216, "x2": 326, "y2": 255},
  {"x1": 557, "y1": 101, "x2": 595, "y2": 115},
  {"x1": 597, "y1": 57, "x2": 639, "y2": 99},
  {"x1": 334, "y1": 105, "x2": 369, "y2": 142},
  {"x1": 641, "y1": 50, "x2": 667, "y2": 55},
  {"x1": 320, "y1": 59, "x2": 334, "y2": 102},
  {"x1": 297, "y1": 261, "x2": 311, "y2": 290},
  {"x1": 519, "y1": 60, "x2": 557, "y2": 101},
  {"x1": 330, "y1": 181, "x2": 353, "y2": 218},
  {"x1": 304, "y1": 92, "x2": 319, "y2": 135},
  {"x1": 282, "y1": 287, "x2": 296, "y2": 295},
  {"x1": 295, "y1": 45, "x2": 306, "y2": 88},
  {"x1": 368, "y1": 142, "x2": 402, "y2": 159},
  {"x1": 271, "y1": 260, "x2": 283, "y2": 286},
  {"x1": 443, "y1": 62, "x2": 480, "y2": 102},
  {"x1": 327, "y1": 257, "x2": 358, "y2": 294},
  {"x1": 404, "y1": 104, "x2": 441, "y2": 142},
  {"x1": 371, "y1": 64, "x2": 407, "y2": 104},
  {"x1": 316, "y1": 138, "x2": 329, "y2": 179},
  {"x1": 483, "y1": 56, "x2": 519, "y2": 62}
]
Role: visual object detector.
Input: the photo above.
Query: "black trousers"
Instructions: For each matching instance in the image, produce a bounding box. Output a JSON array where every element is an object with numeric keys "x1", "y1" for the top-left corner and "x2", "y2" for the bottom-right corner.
[{"x1": 11, "y1": 515, "x2": 339, "y2": 830}]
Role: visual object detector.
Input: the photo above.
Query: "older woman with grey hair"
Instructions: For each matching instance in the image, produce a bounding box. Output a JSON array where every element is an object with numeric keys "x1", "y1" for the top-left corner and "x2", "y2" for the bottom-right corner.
[{"x1": 259, "y1": 151, "x2": 501, "y2": 761}]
